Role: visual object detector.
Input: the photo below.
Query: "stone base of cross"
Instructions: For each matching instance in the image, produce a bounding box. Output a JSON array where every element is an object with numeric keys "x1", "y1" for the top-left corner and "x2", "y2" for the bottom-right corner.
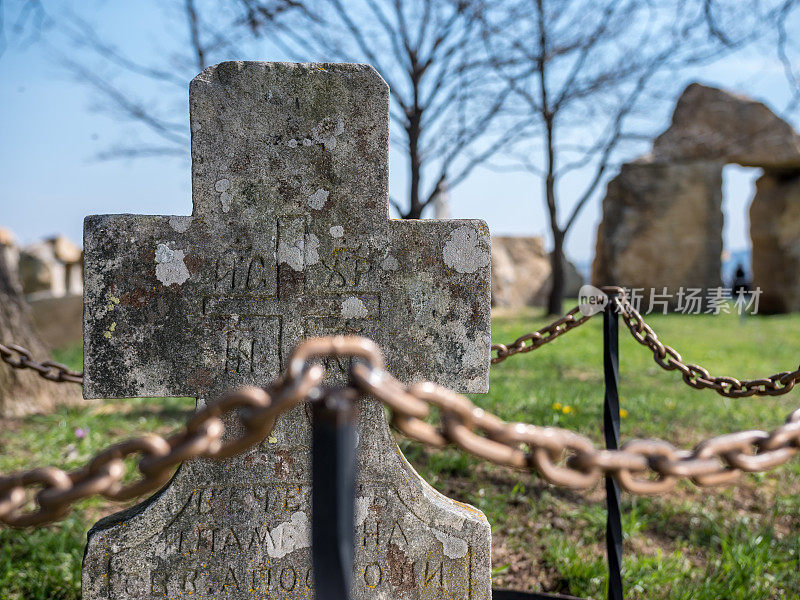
[{"x1": 81, "y1": 62, "x2": 492, "y2": 600}]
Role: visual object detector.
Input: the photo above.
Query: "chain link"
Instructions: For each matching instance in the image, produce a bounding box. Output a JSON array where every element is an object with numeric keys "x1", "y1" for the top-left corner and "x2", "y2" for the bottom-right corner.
[
  {"x1": 614, "y1": 296, "x2": 800, "y2": 397},
  {"x1": 3, "y1": 335, "x2": 800, "y2": 528},
  {"x1": 491, "y1": 306, "x2": 594, "y2": 364},
  {"x1": 0, "y1": 342, "x2": 83, "y2": 384}
]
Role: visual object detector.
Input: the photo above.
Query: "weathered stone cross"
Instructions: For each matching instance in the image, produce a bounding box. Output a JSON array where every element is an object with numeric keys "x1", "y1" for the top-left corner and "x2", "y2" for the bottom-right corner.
[{"x1": 82, "y1": 62, "x2": 491, "y2": 600}]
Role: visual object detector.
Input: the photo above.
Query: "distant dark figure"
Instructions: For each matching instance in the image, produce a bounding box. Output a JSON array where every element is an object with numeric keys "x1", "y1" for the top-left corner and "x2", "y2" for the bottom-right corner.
[
  {"x1": 732, "y1": 264, "x2": 750, "y2": 297},
  {"x1": 732, "y1": 263, "x2": 752, "y2": 320}
]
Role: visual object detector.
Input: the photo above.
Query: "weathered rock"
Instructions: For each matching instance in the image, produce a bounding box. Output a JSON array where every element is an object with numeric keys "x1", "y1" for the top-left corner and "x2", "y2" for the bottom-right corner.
[
  {"x1": 653, "y1": 83, "x2": 800, "y2": 170},
  {"x1": 592, "y1": 160, "x2": 724, "y2": 304},
  {"x1": 0, "y1": 229, "x2": 82, "y2": 416},
  {"x1": 28, "y1": 295, "x2": 83, "y2": 348},
  {"x1": 595, "y1": 82, "x2": 800, "y2": 312},
  {"x1": 0, "y1": 227, "x2": 14, "y2": 247},
  {"x1": 751, "y1": 172, "x2": 800, "y2": 313},
  {"x1": 491, "y1": 236, "x2": 549, "y2": 307},
  {"x1": 82, "y1": 62, "x2": 491, "y2": 600},
  {"x1": 18, "y1": 249, "x2": 53, "y2": 295},
  {"x1": 19, "y1": 236, "x2": 83, "y2": 298},
  {"x1": 50, "y1": 235, "x2": 83, "y2": 263},
  {"x1": 491, "y1": 236, "x2": 583, "y2": 307}
]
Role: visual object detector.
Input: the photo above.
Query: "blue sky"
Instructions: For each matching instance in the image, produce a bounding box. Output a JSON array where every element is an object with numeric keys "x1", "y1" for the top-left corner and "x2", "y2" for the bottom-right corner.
[{"x1": 1, "y1": 1, "x2": 797, "y2": 266}]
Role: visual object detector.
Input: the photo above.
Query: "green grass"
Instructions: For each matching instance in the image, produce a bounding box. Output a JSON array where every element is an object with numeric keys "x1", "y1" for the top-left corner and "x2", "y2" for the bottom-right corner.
[
  {"x1": 1, "y1": 307, "x2": 800, "y2": 599},
  {"x1": 404, "y1": 306, "x2": 800, "y2": 599}
]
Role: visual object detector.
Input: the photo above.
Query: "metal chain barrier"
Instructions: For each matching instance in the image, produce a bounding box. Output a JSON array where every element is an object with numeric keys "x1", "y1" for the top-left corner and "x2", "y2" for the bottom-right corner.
[
  {"x1": 2, "y1": 335, "x2": 800, "y2": 528},
  {"x1": 489, "y1": 290, "x2": 800, "y2": 397},
  {"x1": 0, "y1": 342, "x2": 83, "y2": 384},
  {"x1": 614, "y1": 296, "x2": 800, "y2": 397},
  {"x1": 491, "y1": 305, "x2": 593, "y2": 364}
]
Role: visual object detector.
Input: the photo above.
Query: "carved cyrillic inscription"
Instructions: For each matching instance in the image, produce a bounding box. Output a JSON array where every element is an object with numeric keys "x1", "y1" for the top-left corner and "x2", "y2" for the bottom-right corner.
[
  {"x1": 99, "y1": 482, "x2": 476, "y2": 600},
  {"x1": 214, "y1": 255, "x2": 276, "y2": 292},
  {"x1": 225, "y1": 335, "x2": 254, "y2": 373},
  {"x1": 318, "y1": 241, "x2": 372, "y2": 288},
  {"x1": 216, "y1": 318, "x2": 281, "y2": 375}
]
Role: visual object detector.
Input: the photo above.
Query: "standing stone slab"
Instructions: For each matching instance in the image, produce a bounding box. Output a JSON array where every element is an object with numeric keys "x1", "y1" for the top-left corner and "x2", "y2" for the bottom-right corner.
[
  {"x1": 82, "y1": 62, "x2": 491, "y2": 600},
  {"x1": 751, "y1": 171, "x2": 800, "y2": 313},
  {"x1": 592, "y1": 159, "x2": 723, "y2": 306}
]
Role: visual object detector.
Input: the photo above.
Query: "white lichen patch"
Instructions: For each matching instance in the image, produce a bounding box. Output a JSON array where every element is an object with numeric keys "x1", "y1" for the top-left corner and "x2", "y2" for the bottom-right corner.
[
  {"x1": 444, "y1": 298, "x2": 488, "y2": 371},
  {"x1": 288, "y1": 137, "x2": 314, "y2": 148},
  {"x1": 278, "y1": 240, "x2": 304, "y2": 271},
  {"x1": 304, "y1": 233, "x2": 320, "y2": 266},
  {"x1": 381, "y1": 255, "x2": 399, "y2": 271},
  {"x1": 263, "y1": 511, "x2": 311, "y2": 558},
  {"x1": 215, "y1": 178, "x2": 233, "y2": 213},
  {"x1": 443, "y1": 226, "x2": 489, "y2": 274},
  {"x1": 446, "y1": 319, "x2": 485, "y2": 371},
  {"x1": 341, "y1": 296, "x2": 368, "y2": 319},
  {"x1": 434, "y1": 511, "x2": 466, "y2": 531},
  {"x1": 168, "y1": 216, "x2": 193, "y2": 233},
  {"x1": 307, "y1": 188, "x2": 329, "y2": 210},
  {"x1": 405, "y1": 273, "x2": 451, "y2": 326},
  {"x1": 355, "y1": 497, "x2": 371, "y2": 526},
  {"x1": 329, "y1": 225, "x2": 344, "y2": 238},
  {"x1": 155, "y1": 243, "x2": 174, "y2": 264},
  {"x1": 311, "y1": 116, "x2": 345, "y2": 150},
  {"x1": 154, "y1": 243, "x2": 190, "y2": 286},
  {"x1": 433, "y1": 530, "x2": 469, "y2": 559}
]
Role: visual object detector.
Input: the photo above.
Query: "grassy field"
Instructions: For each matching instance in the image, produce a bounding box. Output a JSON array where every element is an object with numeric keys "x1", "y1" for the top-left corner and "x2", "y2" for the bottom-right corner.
[{"x1": 1, "y1": 307, "x2": 799, "y2": 599}]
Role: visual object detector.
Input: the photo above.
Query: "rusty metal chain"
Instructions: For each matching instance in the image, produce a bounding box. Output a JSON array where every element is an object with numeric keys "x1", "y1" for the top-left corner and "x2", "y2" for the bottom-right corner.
[
  {"x1": 614, "y1": 296, "x2": 800, "y2": 398},
  {"x1": 0, "y1": 337, "x2": 375, "y2": 527},
  {"x1": 491, "y1": 305, "x2": 594, "y2": 364},
  {"x1": 0, "y1": 342, "x2": 83, "y2": 384},
  {"x1": 489, "y1": 289, "x2": 800, "y2": 398},
  {"x1": 354, "y1": 358, "x2": 800, "y2": 494},
  {"x1": 3, "y1": 335, "x2": 800, "y2": 528}
]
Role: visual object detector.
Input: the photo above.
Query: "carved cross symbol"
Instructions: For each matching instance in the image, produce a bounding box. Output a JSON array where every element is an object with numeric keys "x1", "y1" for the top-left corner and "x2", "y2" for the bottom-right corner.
[{"x1": 83, "y1": 62, "x2": 491, "y2": 400}]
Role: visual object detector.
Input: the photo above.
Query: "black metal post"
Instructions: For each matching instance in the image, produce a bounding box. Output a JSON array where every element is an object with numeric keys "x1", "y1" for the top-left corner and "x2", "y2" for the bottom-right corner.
[
  {"x1": 312, "y1": 388, "x2": 358, "y2": 600},
  {"x1": 603, "y1": 291, "x2": 624, "y2": 600}
]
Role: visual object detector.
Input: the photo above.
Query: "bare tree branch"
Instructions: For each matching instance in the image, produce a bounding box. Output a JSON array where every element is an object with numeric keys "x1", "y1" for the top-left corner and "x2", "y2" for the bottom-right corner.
[
  {"x1": 184, "y1": 0, "x2": 207, "y2": 72},
  {"x1": 776, "y1": 0, "x2": 800, "y2": 113},
  {"x1": 16, "y1": 1, "x2": 304, "y2": 160},
  {"x1": 59, "y1": 14, "x2": 187, "y2": 87}
]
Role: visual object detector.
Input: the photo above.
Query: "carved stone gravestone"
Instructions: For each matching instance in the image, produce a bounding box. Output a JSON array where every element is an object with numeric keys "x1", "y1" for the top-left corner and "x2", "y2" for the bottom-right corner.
[{"x1": 81, "y1": 62, "x2": 492, "y2": 599}]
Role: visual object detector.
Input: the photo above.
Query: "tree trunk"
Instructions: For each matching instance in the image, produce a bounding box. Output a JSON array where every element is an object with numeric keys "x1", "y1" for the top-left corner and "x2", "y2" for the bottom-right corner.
[
  {"x1": 404, "y1": 109, "x2": 424, "y2": 219},
  {"x1": 547, "y1": 231, "x2": 566, "y2": 316},
  {"x1": 0, "y1": 236, "x2": 81, "y2": 417}
]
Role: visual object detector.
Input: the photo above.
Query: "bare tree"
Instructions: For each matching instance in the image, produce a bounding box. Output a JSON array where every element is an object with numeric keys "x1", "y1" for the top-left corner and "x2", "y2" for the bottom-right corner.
[
  {"x1": 7, "y1": 0, "x2": 509, "y2": 219},
  {"x1": 5, "y1": 0, "x2": 303, "y2": 160},
  {"x1": 481, "y1": 0, "x2": 789, "y2": 314},
  {"x1": 246, "y1": 0, "x2": 512, "y2": 218}
]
